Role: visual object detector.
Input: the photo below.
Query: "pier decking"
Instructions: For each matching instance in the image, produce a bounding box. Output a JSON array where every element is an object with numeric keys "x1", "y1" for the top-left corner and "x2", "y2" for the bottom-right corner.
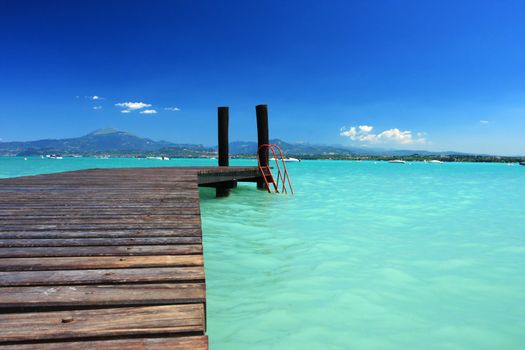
[{"x1": 0, "y1": 166, "x2": 260, "y2": 349}]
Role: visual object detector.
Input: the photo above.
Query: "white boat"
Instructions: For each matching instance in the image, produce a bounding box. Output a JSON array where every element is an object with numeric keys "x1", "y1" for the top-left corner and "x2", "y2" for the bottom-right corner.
[
  {"x1": 428, "y1": 160, "x2": 443, "y2": 163},
  {"x1": 145, "y1": 156, "x2": 170, "y2": 160},
  {"x1": 389, "y1": 160, "x2": 406, "y2": 164},
  {"x1": 270, "y1": 157, "x2": 301, "y2": 162},
  {"x1": 285, "y1": 157, "x2": 300, "y2": 162}
]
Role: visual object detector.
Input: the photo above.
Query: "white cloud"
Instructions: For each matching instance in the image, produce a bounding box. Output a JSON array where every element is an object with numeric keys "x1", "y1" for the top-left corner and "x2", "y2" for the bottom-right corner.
[
  {"x1": 121, "y1": 110, "x2": 131, "y2": 114},
  {"x1": 377, "y1": 128, "x2": 424, "y2": 144},
  {"x1": 480, "y1": 120, "x2": 489, "y2": 124},
  {"x1": 115, "y1": 102, "x2": 152, "y2": 111},
  {"x1": 86, "y1": 95, "x2": 103, "y2": 100},
  {"x1": 358, "y1": 125, "x2": 373, "y2": 133},
  {"x1": 164, "y1": 107, "x2": 181, "y2": 111},
  {"x1": 340, "y1": 126, "x2": 357, "y2": 138},
  {"x1": 140, "y1": 109, "x2": 158, "y2": 114},
  {"x1": 93, "y1": 106, "x2": 102, "y2": 110},
  {"x1": 340, "y1": 125, "x2": 426, "y2": 145}
]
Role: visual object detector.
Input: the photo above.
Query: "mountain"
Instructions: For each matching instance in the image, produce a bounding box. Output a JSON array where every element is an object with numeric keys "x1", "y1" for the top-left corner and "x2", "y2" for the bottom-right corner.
[
  {"x1": 0, "y1": 128, "x2": 482, "y2": 158},
  {"x1": 0, "y1": 128, "x2": 192, "y2": 156},
  {"x1": 229, "y1": 139, "x2": 361, "y2": 156},
  {"x1": 227, "y1": 139, "x2": 469, "y2": 157}
]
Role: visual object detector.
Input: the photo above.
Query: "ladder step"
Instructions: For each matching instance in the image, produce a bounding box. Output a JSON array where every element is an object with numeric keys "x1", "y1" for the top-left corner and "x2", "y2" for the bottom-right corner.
[{"x1": 257, "y1": 144, "x2": 294, "y2": 195}]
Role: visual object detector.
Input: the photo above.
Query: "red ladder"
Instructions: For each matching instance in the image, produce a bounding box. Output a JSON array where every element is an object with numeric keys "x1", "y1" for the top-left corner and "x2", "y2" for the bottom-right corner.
[{"x1": 257, "y1": 144, "x2": 294, "y2": 194}]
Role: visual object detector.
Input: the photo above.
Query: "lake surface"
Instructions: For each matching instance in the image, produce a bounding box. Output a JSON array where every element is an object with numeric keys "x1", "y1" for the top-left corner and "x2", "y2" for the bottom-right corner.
[{"x1": 2, "y1": 157, "x2": 524, "y2": 349}]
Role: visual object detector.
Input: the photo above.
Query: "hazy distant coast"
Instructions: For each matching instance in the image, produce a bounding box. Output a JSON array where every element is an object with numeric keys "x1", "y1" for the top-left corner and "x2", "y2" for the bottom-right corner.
[{"x1": 1, "y1": 128, "x2": 523, "y2": 163}]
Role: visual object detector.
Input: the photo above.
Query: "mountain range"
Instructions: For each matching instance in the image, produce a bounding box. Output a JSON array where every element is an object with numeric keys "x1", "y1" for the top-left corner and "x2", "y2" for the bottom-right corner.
[
  {"x1": 0, "y1": 128, "x2": 469, "y2": 157},
  {"x1": 0, "y1": 129, "x2": 208, "y2": 156}
]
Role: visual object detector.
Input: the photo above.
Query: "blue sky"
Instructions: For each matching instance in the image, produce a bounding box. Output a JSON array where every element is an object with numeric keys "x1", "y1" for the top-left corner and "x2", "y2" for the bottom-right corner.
[{"x1": 0, "y1": 0, "x2": 524, "y2": 155}]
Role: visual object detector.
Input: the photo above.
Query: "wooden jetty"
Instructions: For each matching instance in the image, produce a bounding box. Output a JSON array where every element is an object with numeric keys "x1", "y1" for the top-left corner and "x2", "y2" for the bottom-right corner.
[
  {"x1": 0, "y1": 166, "x2": 260, "y2": 349},
  {"x1": 0, "y1": 105, "x2": 278, "y2": 348}
]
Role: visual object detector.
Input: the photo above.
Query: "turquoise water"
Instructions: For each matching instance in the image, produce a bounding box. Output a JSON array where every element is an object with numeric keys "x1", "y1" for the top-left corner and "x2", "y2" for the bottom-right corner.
[{"x1": 2, "y1": 157, "x2": 525, "y2": 349}]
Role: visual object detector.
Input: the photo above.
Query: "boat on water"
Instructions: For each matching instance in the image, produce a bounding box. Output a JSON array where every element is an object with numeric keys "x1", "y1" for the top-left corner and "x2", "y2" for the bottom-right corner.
[
  {"x1": 389, "y1": 159, "x2": 406, "y2": 164},
  {"x1": 520, "y1": 162, "x2": 525, "y2": 166},
  {"x1": 428, "y1": 160, "x2": 443, "y2": 163},
  {"x1": 46, "y1": 154, "x2": 63, "y2": 159},
  {"x1": 270, "y1": 157, "x2": 301, "y2": 162},
  {"x1": 146, "y1": 156, "x2": 170, "y2": 160}
]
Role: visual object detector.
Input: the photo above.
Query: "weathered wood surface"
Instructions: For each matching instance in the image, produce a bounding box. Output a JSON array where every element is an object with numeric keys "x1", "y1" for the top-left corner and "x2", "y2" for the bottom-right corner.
[
  {"x1": 0, "y1": 336, "x2": 208, "y2": 350},
  {"x1": 0, "y1": 166, "x2": 260, "y2": 348},
  {"x1": 0, "y1": 255, "x2": 203, "y2": 271},
  {"x1": 0, "y1": 283, "x2": 205, "y2": 307},
  {"x1": 0, "y1": 304, "x2": 205, "y2": 342},
  {"x1": 0, "y1": 245, "x2": 203, "y2": 258}
]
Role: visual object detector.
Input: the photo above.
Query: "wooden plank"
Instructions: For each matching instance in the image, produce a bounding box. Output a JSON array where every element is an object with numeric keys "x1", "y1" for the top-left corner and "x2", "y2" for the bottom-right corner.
[
  {"x1": 0, "y1": 224, "x2": 201, "y2": 231},
  {"x1": 0, "y1": 216, "x2": 201, "y2": 224},
  {"x1": 0, "y1": 207, "x2": 201, "y2": 215},
  {"x1": 0, "y1": 266, "x2": 204, "y2": 286},
  {"x1": 0, "y1": 336, "x2": 208, "y2": 350},
  {"x1": 0, "y1": 228, "x2": 202, "y2": 239},
  {"x1": 0, "y1": 184, "x2": 199, "y2": 190},
  {"x1": 0, "y1": 255, "x2": 203, "y2": 271},
  {"x1": 0, "y1": 203, "x2": 200, "y2": 209},
  {"x1": 0, "y1": 283, "x2": 205, "y2": 307},
  {"x1": 0, "y1": 304, "x2": 205, "y2": 342},
  {"x1": 0, "y1": 237, "x2": 201, "y2": 247},
  {"x1": 0, "y1": 213, "x2": 200, "y2": 219},
  {"x1": 0, "y1": 193, "x2": 198, "y2": 199},
  {"x1": 0, "y1": 178, "x2": 200, "y2": 183},
  {"x1": 0, "y1": 200, "x2": 200, "y2": 206},
  {"x1": 0, "y1": 245, "x2": 202, "y2": 258},
  {"x1": 0, "y1": 195, "x2": 200, "y2": 201},
  {"x1": 0, "y1": 179, "x2": 199, "y2": 183},
  {"x1": 0, "y1": 201, "x2": 200, "y2": 208}
]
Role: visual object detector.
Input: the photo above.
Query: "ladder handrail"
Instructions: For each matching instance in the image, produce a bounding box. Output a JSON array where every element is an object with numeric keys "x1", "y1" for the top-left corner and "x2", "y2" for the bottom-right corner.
[
  {"x1": 271, "y1": 144, "x2": 294, "y2": 194},
  {"x1": 256, "y1": 145, "x2": 276, "y2": 193},
  {"x1": 257, "y1": 144, "x2": 280, "y2": 193},
  {"x1": 256, "y1": 144, "x2": 294, "y2": 194}
]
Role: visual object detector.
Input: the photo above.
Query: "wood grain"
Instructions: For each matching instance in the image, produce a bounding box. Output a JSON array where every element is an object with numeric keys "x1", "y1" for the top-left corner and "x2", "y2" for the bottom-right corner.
[
  {"x1": 0, "y1": 255, "x2": 203, "y2": 271},
  {"x1": 0, "y1": 336, "x2": 208, "y2": 350},
  {"x1": 0, "y1": 304, "x2": 205, "y2": 342},
  {"x1": 0, "y1": 283, "x2": 205, "y2": 307},
  {"x1": 0, "y1": 266, "x2": 204, "y2": 286}
]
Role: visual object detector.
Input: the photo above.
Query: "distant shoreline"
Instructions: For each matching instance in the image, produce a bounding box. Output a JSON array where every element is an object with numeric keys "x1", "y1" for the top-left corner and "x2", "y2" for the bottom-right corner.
[{"x1": 2, "y1": 154, "x2": 524, "y2": 164}]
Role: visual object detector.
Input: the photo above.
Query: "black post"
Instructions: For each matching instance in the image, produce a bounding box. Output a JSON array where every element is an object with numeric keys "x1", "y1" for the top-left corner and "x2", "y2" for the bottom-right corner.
[
  {"x1": 256, "y1": 104, "x2": 269, "y2": 189},
  {"x1": 216, "y1": 106, "x2": 231, "y2": 197},
  {"x1": 218, "y1": 106, "x2": 229, "y2": 167}
]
